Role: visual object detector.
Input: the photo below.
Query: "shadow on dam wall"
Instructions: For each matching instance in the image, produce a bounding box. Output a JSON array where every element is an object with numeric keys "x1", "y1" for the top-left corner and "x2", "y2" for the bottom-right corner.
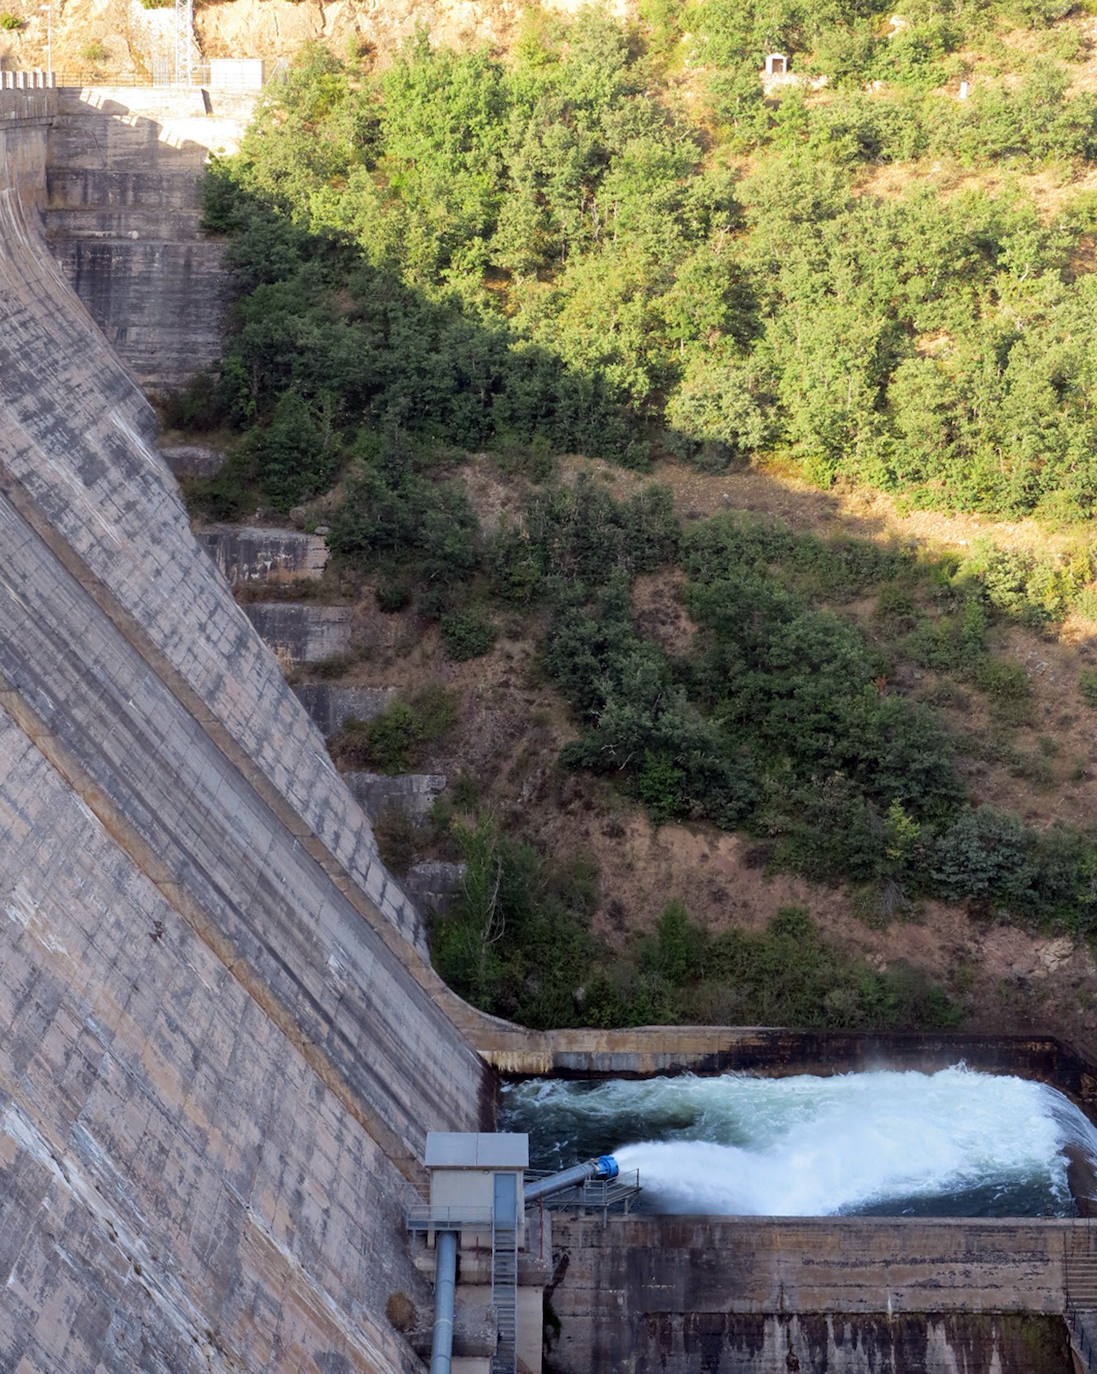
[{"x1": 40, "y1": 85, "x2": 258, "y2": 389}]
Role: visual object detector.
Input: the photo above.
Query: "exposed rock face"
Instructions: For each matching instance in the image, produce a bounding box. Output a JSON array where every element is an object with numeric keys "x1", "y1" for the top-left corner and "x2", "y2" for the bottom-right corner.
[
  {"x1": 0, "y1": 89, "x2": 492, "y2": 1373},
  {"x1": 194, "y1": 0, "x2": 633, "y2": 63}
]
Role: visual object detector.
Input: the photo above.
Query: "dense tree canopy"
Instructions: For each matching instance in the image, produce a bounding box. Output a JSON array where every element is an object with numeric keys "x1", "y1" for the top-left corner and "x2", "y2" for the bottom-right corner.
[{"x1": 200, "y1": 3, "x2": 1097, "y2": 517}]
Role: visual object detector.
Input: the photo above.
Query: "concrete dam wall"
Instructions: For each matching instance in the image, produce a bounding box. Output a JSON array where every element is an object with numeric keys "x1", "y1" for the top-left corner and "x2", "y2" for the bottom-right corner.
[
  {"x1": 0, "y1": 86, "x2": 494, "y2": 1373},
  {"x1": 41, "y1": 86, "x2": 255, "y2": 389},
  {"x1": 8, "y1": 78, "x2": 1097, "y2": 1374},
  {"x1": 547, "y1": 1215, "x2": 1082, "y2": 1372}
]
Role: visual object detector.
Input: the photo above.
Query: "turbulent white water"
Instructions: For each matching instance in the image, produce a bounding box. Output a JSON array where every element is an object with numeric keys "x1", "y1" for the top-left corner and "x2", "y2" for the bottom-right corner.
[{"x1": 501, "y1": 1067, "x2": 1097, "y2": 1217}]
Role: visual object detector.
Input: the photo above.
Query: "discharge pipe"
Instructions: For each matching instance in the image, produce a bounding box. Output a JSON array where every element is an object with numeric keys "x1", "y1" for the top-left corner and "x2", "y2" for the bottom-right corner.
[
  {"x1": 429, "y1": 1229, "x2": 458, "y2": 1374},
  {"x1": 523, "y1": 1155, "x2": 619, "y2": 1203}
]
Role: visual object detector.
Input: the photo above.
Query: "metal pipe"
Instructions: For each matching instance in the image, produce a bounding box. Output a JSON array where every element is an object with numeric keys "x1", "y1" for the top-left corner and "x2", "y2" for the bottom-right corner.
[
  {"x1": 430, "y1": 1229, "x2": 458, "y2": 1374},
  {"x1": 523, "y1": 1155, "x2": 619, "y2": 1203}
]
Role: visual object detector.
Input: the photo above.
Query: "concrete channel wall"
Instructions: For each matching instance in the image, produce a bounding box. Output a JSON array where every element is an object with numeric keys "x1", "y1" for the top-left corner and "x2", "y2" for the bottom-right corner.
[
  {"x1": 548, "y1": 1215, "x2": 1082, "y2": 1373},
  {"x1": 0, "y1": 97, "x2": 495, "y2": 1373},
  {"x1": 477, "y1": 1025, "x2": 1097, "y2": 1107}
]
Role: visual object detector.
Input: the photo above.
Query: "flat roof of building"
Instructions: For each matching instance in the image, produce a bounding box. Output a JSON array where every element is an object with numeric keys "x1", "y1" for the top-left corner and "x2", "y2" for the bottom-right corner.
[{"x1": 424, "y1": 1132, "x2": 529, "y2": 1168}]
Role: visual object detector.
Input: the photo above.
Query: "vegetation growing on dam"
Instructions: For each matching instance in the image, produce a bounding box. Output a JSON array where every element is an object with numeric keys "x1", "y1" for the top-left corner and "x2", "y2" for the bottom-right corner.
[{"x1": 186, "y1": 1, "x2": 1097, "y2": 1031}]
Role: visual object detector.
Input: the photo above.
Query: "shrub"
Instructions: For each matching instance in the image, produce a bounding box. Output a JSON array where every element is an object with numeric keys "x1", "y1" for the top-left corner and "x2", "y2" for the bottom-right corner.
[
  {"x1": 375, "y1": 578, "x2": 411, "y2": 613},
  {"x1": 332, "y1": 684, "x2": 457, "y2": 772},
  {"x1": 441, "y1": 608, "x2": 497, "y2": 661},
  {"x1": 0, "y1": 13, "x2": 25, "y2": 29},
  {"x1": 81, "y1": 40, "x2": 109, "y2": 62},
  {"x1": 923, "y1": 808, "x2": 1037, "y2": 906},
  {"x1": 1080, "y1": 669, "x2": 1097, "y2": 709}
]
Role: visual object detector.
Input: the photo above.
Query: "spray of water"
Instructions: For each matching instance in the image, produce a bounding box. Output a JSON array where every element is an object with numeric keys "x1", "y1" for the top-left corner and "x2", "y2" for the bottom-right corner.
[{"x1": 502, "y1": 1067, "x2": 1097, "y2": 1217}]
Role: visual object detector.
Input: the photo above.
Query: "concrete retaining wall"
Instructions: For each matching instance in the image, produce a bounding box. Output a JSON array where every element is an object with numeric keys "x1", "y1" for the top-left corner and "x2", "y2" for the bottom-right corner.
[
  {"x1": 197, "y1": 524, "x2": 329, "y2": 584},
  {"x1": 476, "y1": 1027, "x2": 1097, "y2": 1108},
  {"x1": 293, "y1": 682, "x2": 397, "y2": 737},
  {"x1": 346, "y1": 772, "x2": 448, "y2": 822},
  {"x1": 565, "y1": 1313, "x2": 1072, "y2": 1373},
  {"x1": 244, "y1": 602, "x2": 354, "y2": 663},
  {"x1": 548, "y1": 1215, "x2": 1083, "y2": 1372}
]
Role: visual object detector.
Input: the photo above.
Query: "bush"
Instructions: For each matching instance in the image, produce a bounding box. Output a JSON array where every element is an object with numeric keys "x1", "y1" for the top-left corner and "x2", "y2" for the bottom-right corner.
[
  {"x1": 375, "y1": 578, "x2": 411, "y2": 613},
  {"x1": 80, "y1": 40, "x2": 109, "y2": 62},
  {"x1": 1080, "y1": 669, "x2": 1097, "y2": 709},
  {"x1": 441, "y1": 608, "x2": 497, "y2": 661},
  {"x1": 332, "y1": 684, "x2": 457, "y2": 772},
  {"x1": 0, "y1": 13, "x2": 25, "y2": 29}
]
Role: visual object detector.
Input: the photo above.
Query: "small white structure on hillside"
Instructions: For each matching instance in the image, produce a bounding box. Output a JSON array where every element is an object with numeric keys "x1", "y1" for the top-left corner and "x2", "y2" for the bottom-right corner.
[{"x1": 761, "y1": 53, "x2": 828, "y2": 95}]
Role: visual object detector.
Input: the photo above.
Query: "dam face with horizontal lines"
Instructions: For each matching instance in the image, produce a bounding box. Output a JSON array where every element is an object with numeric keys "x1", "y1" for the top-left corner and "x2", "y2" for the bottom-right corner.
[{"x1": 3, "y1": 79, "x2": 1097, "y2": 1374}]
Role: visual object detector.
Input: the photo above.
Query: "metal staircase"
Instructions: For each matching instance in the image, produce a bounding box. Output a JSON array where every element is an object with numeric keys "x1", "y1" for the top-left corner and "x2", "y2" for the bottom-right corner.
[
  {"x1": 1066, "y1": 1224, "x2": 1097, "y2": 1372},
  {"x1": 491, "y1": 1175, "x2": 518, "y2": 1374}
]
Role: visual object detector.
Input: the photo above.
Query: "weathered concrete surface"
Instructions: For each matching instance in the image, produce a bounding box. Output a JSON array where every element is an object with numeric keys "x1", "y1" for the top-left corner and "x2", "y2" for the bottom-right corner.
[
  {"x1": 404, "y1": 860, "x2": 467, "y2": 913},
  {"x1": 293, "y1": 682, "x2": 397, "y2": 737},
  {"x1": 346, "y1": 772, "x2": 448, "y2": 822},
  {"x1": 197, "y1": 523, "x2": 329, "y2": 584},
  {"x1": 160, "y1": 441, "x2": 226, "y2": 477},
  {"x1": 0, "y1": 97, "x2": 497, "y2": 1373},
  {"x1": 564, "y1": 1313, "x2": 1072, "y2": 1373},
  {"x1": 0, "y1": 708, "x2": 432, "y2": 1374},
  {"x1": 477, "y1": 1027, "x2": 1097, "y2": 1107},
  {"x1": 0, "y1": 160, "x2": 430, "y2": 951},
  {"x1": 43, "y1": 87, "x2": 257, "y2": 388},
  {"x1": 548, "y1": 1216, "x2": 1083, "y2": 1372},
  {"x1": 244, "y1": 601, "x2": 353, "y2": 663}
]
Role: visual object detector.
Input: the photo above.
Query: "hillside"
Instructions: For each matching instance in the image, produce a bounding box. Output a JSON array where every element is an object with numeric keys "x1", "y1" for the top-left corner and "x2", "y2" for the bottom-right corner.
[{"x1": 159, "y1": 0, "x2": 1097, "y2": 1042}]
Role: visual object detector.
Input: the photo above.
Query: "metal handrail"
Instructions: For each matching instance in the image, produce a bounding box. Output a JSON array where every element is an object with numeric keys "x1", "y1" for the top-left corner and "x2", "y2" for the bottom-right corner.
[
  {"x1": 526, "y1": 1168, "x2": 642, "y2": 1218},
  {"x1": 407, "y1": 1203, "x2": 494, "y2": 1231}
]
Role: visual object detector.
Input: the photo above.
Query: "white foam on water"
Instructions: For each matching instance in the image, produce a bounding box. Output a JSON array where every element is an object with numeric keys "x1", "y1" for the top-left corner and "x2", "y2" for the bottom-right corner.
[{"x1": 505, "y1": 1067, "x2": 1097, "y2": 1216}]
